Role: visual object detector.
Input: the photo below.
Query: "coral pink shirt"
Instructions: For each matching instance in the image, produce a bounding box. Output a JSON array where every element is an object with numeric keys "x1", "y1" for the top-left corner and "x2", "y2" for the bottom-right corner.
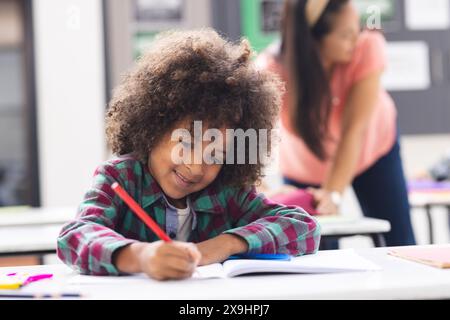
[{"x1": 256, "y1": 30, "x2": 397, "y2": 185}]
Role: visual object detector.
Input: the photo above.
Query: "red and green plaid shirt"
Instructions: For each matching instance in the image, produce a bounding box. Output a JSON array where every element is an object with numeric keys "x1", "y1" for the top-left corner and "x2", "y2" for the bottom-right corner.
[{"x1": 57, "y1": 155, "x2": 321, "y2": 275}]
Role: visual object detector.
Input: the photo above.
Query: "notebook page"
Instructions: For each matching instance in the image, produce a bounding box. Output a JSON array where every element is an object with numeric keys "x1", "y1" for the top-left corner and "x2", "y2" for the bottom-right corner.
[
  {"x1": 222, "y1": 249, "x2": 381, "y2": 277},
  {"x1": 192, "y1": 263, "x2": 225, "y2": 279},
  {"x1": 69, "y1": 266, "x2": 226, "y2": 282}
]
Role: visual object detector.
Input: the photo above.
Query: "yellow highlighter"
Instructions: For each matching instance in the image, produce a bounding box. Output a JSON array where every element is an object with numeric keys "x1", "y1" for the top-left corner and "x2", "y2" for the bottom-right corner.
[
  {"x1": 0, "y1": 273, "x2": 29, "y2": 290},
  {"x1": 0, "y1": 281, "x2": 23, "y2": 290}
]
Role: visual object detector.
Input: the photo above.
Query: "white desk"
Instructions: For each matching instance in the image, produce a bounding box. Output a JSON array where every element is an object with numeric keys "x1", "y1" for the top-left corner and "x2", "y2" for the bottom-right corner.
[
  {"x1": 0, "y1": 207, "x2": 75, "y2": 260},
  {"x1": 409, "y1": 191, "x2": 450, "y2": 207},
  {"x1": 1, "y1": 246, "x2": 449, "y2": 300},
  {"x1": 0, "y1": 225, "x2": 61, "y2": 256},
  {"x1": 0, "y1": 209, "x2": 390, "y2": 259},
  {"x1": 0, "y1": 209, "x2": 390, "y2": 256},
  {"x1": 0, "y1": 207, "x2": 75, "y2": 227},
  {"x1": 409, "y1": 191, "x2": 450, "y2": 244},
  {"x1": 318, "y1": 216, "x2": 390, "y2": 236},
  {"x1": 318, "y1": 216, "x2": 391, "y2": 247}
]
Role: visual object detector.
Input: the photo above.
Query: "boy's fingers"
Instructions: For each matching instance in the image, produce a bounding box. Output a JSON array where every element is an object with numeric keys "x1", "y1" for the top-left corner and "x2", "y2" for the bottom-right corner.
[
  {"x1": 159, "y1": 264, "x2": 195, "y2": 280},
  {"x1": 185, "y1": 243, "x2": 202, "y2": 265},
  {"x1": 168, "y1": 242, "x2": 201, "y2": 265},
  {"x1": 163, "y1": 255, "x2": 196, "y2": 273},
  {"x1": 165, "y1": 268, "x2": 194, "y2": 280},
  {"x1": 159, "y1": 243, "x2": 192, "y2": 260}
]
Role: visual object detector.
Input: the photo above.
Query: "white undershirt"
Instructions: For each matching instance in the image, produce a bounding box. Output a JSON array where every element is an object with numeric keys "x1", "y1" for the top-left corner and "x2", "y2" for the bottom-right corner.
[{"x1": 175, "y1": 205, "x2": 192, "y2": 242}]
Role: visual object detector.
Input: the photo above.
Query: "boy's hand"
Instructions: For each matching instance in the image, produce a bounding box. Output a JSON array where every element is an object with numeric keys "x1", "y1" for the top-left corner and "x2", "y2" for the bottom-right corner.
[
  {"x1": 139, "y1": 241, "x2": 201, "y2": 280},
  {"x1": 196, "y1": 234, "x2": 248, "y2": 266},
  {"x1": 115, "y1": 241, "x2": 201, "y2": 281}
]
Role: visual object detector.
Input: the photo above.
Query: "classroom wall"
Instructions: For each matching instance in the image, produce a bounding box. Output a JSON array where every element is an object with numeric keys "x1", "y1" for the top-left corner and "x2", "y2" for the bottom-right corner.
[
  {"x1": 33, "y1": 0, "x2": 106, "y2": 206},
  {"x1": 401, "y1": 134, "x2": 450, "y2": 177}
]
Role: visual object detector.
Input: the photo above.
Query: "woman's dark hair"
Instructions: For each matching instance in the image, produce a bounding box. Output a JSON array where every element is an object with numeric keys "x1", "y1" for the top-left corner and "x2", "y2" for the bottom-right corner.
[{"x1": 281, "y1": 0, "x2": 350, "y2": 160}]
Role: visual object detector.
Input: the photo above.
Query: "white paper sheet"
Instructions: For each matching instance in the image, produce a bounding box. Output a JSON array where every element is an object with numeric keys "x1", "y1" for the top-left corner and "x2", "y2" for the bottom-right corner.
[
  {"x1": 383, "y1": 41, "x2": 430, "y2": 91},
  {"x1": 405, "y1": 0, "x2": 450, "y2": 30}
]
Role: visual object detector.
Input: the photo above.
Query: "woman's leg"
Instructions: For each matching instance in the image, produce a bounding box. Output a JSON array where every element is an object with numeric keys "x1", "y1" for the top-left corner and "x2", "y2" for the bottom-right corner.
[{"x1": 352, "y1": 140, "x2": 416, "y2": 246}]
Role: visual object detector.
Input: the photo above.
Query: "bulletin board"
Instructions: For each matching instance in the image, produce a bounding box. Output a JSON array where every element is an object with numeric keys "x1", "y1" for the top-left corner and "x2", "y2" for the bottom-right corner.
[{"x1": 368, "y1": 0, "x2": 450, "y2": 134}]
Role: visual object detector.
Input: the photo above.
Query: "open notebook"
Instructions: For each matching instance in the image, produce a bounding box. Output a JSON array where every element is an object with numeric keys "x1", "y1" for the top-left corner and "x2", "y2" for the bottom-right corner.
[
  {"x1": 388, "y1": 245, "x2": 450, "y2": 269},
  {"x1": 193, "y1": 249, "x2": 381, "y2": 279}
]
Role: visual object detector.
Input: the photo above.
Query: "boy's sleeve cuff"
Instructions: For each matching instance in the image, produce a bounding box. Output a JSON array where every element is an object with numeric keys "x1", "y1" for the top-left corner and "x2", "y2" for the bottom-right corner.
[
  {"x1": 100, "y1": 238, "x2": 139, "y2": 275},
  {"x1": 223, "y1": 225, "x2": 275, "y2": 253}
]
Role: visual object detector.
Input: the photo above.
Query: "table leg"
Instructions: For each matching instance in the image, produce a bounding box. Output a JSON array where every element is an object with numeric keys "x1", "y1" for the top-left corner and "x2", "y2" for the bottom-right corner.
[
  {"x1": 370, "y1": 233, "x2": 386, "y2": 247},
  {"x1": 425, "y1": 204, "x2": 434, "y2": 244},
  {"x1": 447, "y1": 205, "x2": 450, "y2": 240},
  {"x1": 319, "y1": 236, "x2": 340, "y2": 250}
]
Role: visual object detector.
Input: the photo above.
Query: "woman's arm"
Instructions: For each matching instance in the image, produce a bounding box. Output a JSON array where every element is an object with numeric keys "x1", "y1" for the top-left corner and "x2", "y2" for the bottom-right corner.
[{"x1": 315, "y1": 71, "x2": 381, "y2": 214}]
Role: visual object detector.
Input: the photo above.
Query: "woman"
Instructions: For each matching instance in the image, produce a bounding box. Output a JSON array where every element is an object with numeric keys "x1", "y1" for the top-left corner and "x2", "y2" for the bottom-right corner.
[{"x1": 257, "y1": 0, "x2": 416, "y2": 246}]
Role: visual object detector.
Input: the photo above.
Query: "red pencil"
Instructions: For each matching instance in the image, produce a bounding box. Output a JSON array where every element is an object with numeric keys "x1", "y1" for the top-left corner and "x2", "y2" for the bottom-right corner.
[{"x1": 111, "y1": 182, "x2": 172, "y2": 242}]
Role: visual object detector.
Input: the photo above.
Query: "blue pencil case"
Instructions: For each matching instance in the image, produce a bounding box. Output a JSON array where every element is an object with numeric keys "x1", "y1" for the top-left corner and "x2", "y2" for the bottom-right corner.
[{"x1": 227, "y1": 253, "x2": 292, "y2": 261}]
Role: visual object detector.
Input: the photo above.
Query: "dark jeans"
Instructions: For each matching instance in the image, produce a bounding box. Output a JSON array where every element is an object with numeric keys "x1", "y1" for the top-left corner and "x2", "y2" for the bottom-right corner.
[{"x1": 284, "y1": 140, "x2": 416, "y2": 249}]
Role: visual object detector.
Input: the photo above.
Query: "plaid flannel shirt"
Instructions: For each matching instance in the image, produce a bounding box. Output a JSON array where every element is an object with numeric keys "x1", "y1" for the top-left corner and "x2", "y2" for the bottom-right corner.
[{"x1": 57, "y1": 155, "x2": 321, "y2": 275}]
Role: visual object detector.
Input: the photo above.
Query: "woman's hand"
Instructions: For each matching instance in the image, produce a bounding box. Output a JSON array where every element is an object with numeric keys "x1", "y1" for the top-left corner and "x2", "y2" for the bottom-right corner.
[
  {"x1": 307, "y1": 188, "x2": 340, "y2": 216},
  {"x1": 115, "y1": 241, "x2": 201, "y2": 281},
  {"x1": 260, "y1": 184, "x2": 299, "y2": 198},
  {"x1": 196, "y1": 234, "x2": 248, "y2": 266}
]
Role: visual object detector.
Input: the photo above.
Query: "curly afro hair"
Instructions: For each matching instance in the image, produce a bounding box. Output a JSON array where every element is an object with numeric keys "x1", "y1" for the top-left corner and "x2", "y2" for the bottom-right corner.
[{"x1": 106, "y1": 29, "x2": 283, "y2": 188}]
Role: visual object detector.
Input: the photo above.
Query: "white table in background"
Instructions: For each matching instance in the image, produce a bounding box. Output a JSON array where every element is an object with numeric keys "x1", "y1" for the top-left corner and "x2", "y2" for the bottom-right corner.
[
  {"x1": 409, "y1": 191, "x2": 450, "y2": 244},
  {"x1": 0, "y1": 207, "x2": 75, "y2": 227},
  {"x1": 0, "y1": 208, "x2": 391, "y2": 261},
  {"x1": 0, "y1": 207, "x2": 75, "y2": 262},
  {"x1": 318, "y1": 216, "x2": 391, "y2": 247},
  {"x1": 1, "y1": 245, "x2": 449, "y2": 300}
]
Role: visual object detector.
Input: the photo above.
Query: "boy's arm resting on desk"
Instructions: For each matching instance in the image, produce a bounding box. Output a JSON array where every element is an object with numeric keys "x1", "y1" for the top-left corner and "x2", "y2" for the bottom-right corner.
[
  {"x1": 195, "y1": 234, "x2": 248, "y2": 266},
  {"x1": 57, "y1": 163, "x2": 138, "y2": 276},
  {"x1": 222, "y1": 186, "x2": 321, "y2": 256}
]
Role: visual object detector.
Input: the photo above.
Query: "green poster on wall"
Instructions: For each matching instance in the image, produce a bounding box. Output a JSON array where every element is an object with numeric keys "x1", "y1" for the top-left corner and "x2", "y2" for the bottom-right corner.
[
  {"x1": 353, "y1": 0, "x2": 395, "y2": 25},
  {"x1": 240, "y1": 0, "x2": 283, "y2": 53},
  {"x1": 133, "y1": 32, "x2": 158, "y2": 59}
]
